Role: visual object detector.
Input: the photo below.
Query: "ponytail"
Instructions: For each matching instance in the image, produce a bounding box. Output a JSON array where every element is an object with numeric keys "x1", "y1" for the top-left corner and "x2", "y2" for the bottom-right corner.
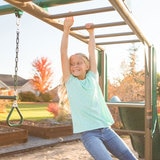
[{"x1": 58, "y1": 78, "x2": 70, "y2": 114}]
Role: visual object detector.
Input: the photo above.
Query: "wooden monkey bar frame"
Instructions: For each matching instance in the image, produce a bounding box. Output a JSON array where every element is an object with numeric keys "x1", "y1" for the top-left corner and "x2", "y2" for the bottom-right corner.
[{"x1": 0, "y1": 0, "x2": 155, "y2": 159}]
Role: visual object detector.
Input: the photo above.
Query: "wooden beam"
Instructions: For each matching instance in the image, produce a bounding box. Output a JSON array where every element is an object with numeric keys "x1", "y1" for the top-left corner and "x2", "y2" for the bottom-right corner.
[
  {"x1": 4, "y1": 0, "x2": 104, "y2": 50},
  {"x1": 1, "y1": 0, "x2": 91, "y2": 15},
  {"x1": 109, "y1": 0, "x2": 151, "y2": 46},
  {"x1": 4, "y1": 0, "x2": 63, "y2": 29}
]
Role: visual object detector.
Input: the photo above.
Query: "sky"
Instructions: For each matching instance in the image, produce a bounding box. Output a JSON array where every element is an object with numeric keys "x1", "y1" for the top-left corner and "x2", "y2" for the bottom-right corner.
[{"x1": 0, "y1": 0, "x2": 160, "y2": 87}]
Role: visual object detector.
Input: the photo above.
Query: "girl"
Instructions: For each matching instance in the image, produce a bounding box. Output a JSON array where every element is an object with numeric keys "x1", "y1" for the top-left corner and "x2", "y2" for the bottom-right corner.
[{"x1": 60, "y1": 16, "x2": 137, "y2": 160}]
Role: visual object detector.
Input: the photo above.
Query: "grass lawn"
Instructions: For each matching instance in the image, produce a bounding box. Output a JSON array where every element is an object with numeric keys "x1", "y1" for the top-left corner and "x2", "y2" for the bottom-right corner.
[{"x1": 0, "y1": 102, "x2": 54, "y2": 122}]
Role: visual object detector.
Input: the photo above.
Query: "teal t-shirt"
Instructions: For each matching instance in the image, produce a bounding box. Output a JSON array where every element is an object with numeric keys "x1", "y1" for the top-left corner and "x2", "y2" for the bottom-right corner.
[{"x1": 66, "y1": 71, "x2": 114, "y2": 133}]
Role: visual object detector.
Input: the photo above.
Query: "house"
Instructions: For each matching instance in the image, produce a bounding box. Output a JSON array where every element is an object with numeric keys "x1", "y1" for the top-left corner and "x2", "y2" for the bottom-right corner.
[
  {"x1": 0, "y1": 74, "x2": 29, "y2": 94},
  {"x1": 48, "y1": 86, "x2": 59, "y2": 102},
  {"x1": 0, "y1": 80, "x2": 10, "y2": 96},
  {"x1": 0, "y1": 80, "x2": 10, "y2": 90},
  {"x1": 18, "y1": 80, "x2": 38, "y2": 94},
  {"x1": 0, "y1": 74, "x2": 59, "y2": 101}
]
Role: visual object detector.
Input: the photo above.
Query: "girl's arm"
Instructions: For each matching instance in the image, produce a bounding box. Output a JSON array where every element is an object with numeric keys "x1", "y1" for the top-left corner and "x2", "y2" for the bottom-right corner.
[
  {"x1": 60, "y1": 17, "x2": 74, "y2": 82},
  {"x1": 85, "y1": 24, "x2": 97, "y2": 74}
]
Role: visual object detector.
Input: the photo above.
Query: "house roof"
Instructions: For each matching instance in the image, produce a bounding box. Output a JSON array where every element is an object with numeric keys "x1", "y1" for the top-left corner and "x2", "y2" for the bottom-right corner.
[
  {"x1": 0, "y1": 74, "x2": 28, "y2": 87},
  {"x1": 0, "y1": 80, "x2": 10, "y2": 89}
]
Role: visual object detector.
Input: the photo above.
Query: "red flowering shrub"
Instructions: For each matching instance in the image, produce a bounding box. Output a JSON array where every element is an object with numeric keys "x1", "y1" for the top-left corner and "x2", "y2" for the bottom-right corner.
[
  {"x1": 47, "y1": 103, "x2": 59, "y2": 117},
  {"x1": 47, "y1": 103, "x2": 71, "y2": 122}
]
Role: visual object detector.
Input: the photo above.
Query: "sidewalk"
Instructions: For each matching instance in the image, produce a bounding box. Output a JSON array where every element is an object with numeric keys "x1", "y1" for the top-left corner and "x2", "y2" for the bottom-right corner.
[{"x1": 0, "y1": 134, "x2": 81, "y2": 156}]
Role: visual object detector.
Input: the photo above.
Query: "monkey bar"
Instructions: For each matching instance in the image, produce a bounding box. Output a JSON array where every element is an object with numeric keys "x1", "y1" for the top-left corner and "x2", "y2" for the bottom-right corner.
[
  {"x1": 0, "y1": 0, "x2": 151, "y2": 47},
  {"x1": 0, "y1": 0, "x2": 158, "y2": 159}
]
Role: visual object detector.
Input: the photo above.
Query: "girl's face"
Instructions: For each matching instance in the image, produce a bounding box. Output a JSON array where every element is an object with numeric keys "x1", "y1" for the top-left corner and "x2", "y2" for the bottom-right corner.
[{"x1": 70, "y1": 54, "x2": 89, "y2": 80}]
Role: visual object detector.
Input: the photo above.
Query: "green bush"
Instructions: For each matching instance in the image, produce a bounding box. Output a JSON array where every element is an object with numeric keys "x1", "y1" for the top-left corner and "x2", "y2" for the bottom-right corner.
[
  {"x1": 38, "y1": 92, "x2": 52, "y2": 102},
  {"x1": 19, "y1": 91, "x2": 37, "y2": 102}
]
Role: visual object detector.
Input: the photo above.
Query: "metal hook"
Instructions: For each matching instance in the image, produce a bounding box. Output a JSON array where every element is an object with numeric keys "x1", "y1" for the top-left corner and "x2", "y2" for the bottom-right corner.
[{"x1": 15, "y1": 9, "x2": 23, "y2": 27}]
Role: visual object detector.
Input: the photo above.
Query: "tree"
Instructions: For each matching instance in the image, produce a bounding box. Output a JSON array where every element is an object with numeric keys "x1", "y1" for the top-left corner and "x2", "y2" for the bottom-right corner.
[
  {"x1": 31, "y1": 57, "x2": 53, "y2": 94},
  {"x1": 108, "y1": 44, "x2": 145, "y2": 102}
]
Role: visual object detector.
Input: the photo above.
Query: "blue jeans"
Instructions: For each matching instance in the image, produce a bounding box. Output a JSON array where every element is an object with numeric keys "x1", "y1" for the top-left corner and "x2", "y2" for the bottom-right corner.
[{"x1": 81, "y1": 127, "x2": 137, "y2": 160}]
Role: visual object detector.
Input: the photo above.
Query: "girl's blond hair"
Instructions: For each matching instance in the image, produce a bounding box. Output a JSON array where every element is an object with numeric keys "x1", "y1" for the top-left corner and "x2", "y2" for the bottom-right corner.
[
  {"x1": 71, "y1": 53, "x2": 90, "y2": 70},
  {"x1": 58, "y1": 78, "x2": 70, "y2": 113}
]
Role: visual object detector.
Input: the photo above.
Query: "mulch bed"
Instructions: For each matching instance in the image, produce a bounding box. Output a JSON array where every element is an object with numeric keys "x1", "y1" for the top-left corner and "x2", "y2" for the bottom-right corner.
[
  {"x1": 0, "y1": 119, "x2": 73, "y2": 139},
  {"x1": 19, "y1": 119, "x2": 73, "y2": 139},
  {"x1": 0, "y1": 125, "x2": 28, "y2": 146}
]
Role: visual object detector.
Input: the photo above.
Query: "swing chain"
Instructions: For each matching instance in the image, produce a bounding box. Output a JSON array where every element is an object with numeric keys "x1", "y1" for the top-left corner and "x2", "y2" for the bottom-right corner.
[
  {"x1": 6, "y1": 10, "x2": 23, "y2": 127},
  {"x1": 14, "y1": 9, "x2": 23, "y2": 92},
  {"x1": 14, "y1": 24, "x2": 19, "y2": 92}
]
